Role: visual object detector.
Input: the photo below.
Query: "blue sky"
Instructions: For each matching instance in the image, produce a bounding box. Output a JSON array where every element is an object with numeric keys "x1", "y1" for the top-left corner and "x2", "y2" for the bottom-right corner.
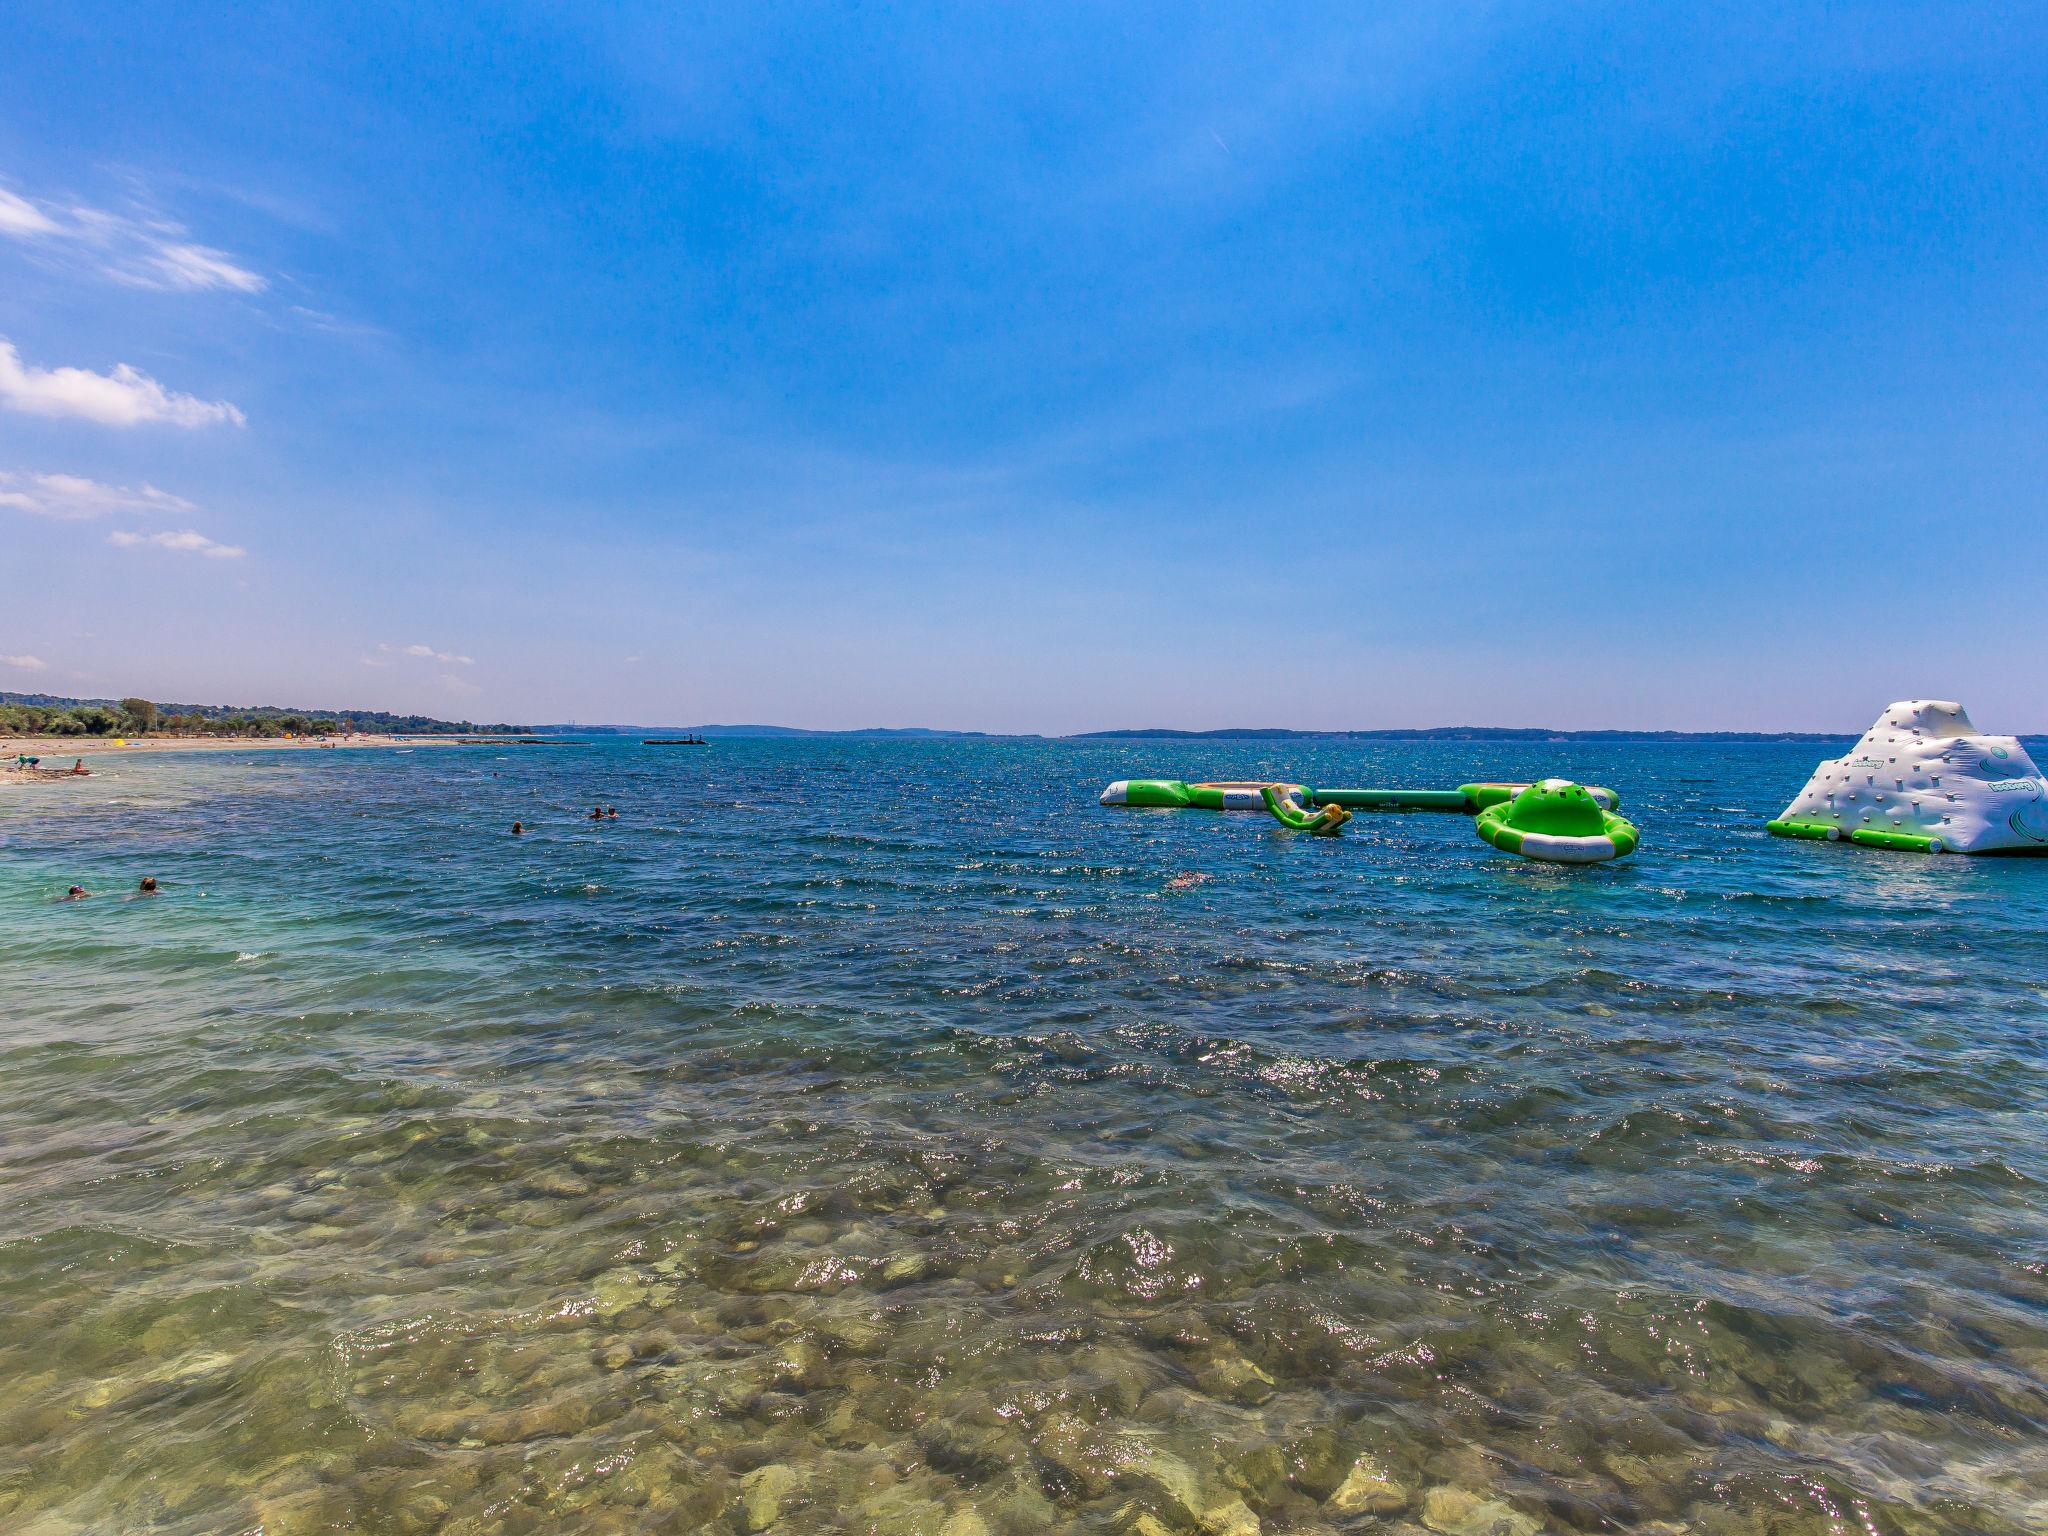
[{"x1": 3, "y1": 2, "x2": 2044, "y2": 731}]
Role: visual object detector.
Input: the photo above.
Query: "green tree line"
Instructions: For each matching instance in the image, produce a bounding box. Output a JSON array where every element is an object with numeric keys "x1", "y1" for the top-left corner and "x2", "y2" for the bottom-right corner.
[
  {"x1": 0, "y1": 701, "x2": 345, "y2": 738},
  {"x1": 1, "y1": 693, "x2": 529, "y2": 738}
]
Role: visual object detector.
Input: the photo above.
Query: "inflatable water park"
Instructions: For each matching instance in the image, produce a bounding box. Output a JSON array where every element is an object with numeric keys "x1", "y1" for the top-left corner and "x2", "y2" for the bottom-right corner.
[
  {"x1": 1769, "y1": 699, "x2": 2048, "y2": 854},
  {"x1": 1099, "y1": 776, "x2": 1639, "y2": 863},
  {"x1": 1098, "y1": 700, "x2": 2047, "y2": 865}
]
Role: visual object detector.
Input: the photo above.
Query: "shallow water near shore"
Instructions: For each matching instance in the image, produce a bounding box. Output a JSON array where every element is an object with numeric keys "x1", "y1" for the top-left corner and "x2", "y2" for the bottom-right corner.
[{"x1": 2, "y1": 737, "x2": 2046, "y2": 1536}]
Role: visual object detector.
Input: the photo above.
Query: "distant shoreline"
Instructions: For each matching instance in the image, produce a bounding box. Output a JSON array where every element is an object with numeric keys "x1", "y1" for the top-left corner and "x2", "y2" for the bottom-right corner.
[
  {"x1": 552, "y1": 724, "x2": 1886, "y2": 744},
  {"x1": 12, "y1": 726, "x2": 2045, "y2": 756},
  {"x1": 1061, "y1": 728, "x2": 1866, "y2": 743}
]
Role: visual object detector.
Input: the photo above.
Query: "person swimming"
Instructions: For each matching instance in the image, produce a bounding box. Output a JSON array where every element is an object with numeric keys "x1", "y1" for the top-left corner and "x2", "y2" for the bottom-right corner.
[
  {"x1": 137, "y1": 877, "x2": 159, "y2": 895},
  {"x1": 605, "y1": 805, "x2": 619, "y2": 819},
  {"x1": 589, "y1": 806, "x2": 605, "y2": 820},
  {"x1": 62, "y1": 885, "x2": 91, "y2": 901},
  {"x1": 511, "y1": 821, "x2": 526, "y2": 835}
]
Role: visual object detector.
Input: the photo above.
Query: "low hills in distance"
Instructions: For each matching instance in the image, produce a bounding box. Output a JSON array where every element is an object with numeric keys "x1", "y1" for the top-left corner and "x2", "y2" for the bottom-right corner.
[
  {"x1": 10, "y1": 693, "x2": 2038, "y2": 745},
  {"x1": 546, "y1": 723, "x2": 1010, "y2": 739},
  {"x1": 557, "y1": 722, "x2": 1864, "y2": 743},
  {"x1": 1068, "y1": 726, "x2": 1852, "y2": 742}
]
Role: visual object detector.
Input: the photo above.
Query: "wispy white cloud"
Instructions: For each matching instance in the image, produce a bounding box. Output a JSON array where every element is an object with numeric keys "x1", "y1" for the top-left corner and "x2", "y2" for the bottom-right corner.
[
  {"x1": 126, "y1": 240, "x2": 266, "y2": 295},
  {"x1": 0, "y1": 188, "x2": 61, "y2": 238},
  {"x1": 0, "y1": 338, "x2": 246, "y2": 428},
  {"x1": 0, "y1": 470, "x2": 194, "y2": 520},
  {"x1": 288, "y1": 305, "x2": 384, "y2": 340},
  {"x1": 0, "y1": 181, "x2": 266, "y2": 293},
  {"x1": 380, "y1": 641, "x2": 475, "y2": 665},
  {"x1": 108, "y1": 528, "x2": 246, "y2": 558},
  {"x1": 0, "y1": 653, "x2": 48, "y2": 671}
]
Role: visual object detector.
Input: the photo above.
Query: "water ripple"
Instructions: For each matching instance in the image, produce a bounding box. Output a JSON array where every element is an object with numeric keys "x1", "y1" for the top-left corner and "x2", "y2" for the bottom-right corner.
[{"x1": 2, "y1": 738, "x2": 2046, "y2": 1533}]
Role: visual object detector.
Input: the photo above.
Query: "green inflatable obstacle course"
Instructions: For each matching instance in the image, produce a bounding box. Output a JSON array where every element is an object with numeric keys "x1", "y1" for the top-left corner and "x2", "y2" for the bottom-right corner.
[
  {"x1": 1098, "y1": 775, "x2": 1638, "y2": 862},
  {"x1": 1306, "y1": 786, "x2": 1472, "y2": 812},
  {"x1": 1460, "y1": 781, "x2": 1619, "y2": 813},
  {"x1": 1259, "y1": 783, "x2": 1351, "y2": 835},
  {"x1": 1301, "y1": 781, "x2": 1619, "y2": 814},
  {"x1": 1473, "y1": 778, "x2": 1639, "y2": 863},
  {"x1": 1095, "y1": 779, "x2": 1350, "y2": 833}
]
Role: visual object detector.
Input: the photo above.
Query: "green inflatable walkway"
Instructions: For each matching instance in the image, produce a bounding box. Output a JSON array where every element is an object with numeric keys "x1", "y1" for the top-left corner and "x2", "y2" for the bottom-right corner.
[{"x1": 1098, "y1": 777, "x2": 1637, "y2": 863}]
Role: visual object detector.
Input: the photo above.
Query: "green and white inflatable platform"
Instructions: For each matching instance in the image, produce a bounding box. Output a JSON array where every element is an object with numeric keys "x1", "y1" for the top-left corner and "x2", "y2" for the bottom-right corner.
[
  {"x1": 1768, "y1": 699, "x2": 2048, "y2": 854},
  {"x1": 1100, "y1": 776, "x2": 1638, "y2": 863}
]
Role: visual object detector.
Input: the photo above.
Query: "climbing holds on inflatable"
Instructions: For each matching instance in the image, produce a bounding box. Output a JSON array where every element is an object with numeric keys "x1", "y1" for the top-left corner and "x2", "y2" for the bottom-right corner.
[
  {"x1": 1473, "y1": 779, "x2": 1639, "y2": 864},
  {"x1": 1458, "y1": 781, "x2": 1618, "y2": 814},
  {"x1": 1769, "y1": 700, "x2": 2048, "y2": 855}
]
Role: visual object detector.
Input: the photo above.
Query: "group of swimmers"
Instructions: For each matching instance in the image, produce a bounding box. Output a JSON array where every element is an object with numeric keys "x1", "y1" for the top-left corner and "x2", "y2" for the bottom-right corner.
[
  {"x1": 12, "y1": 756, "x2": 90, "y2": 775},
  {"x1": 508, "y1": 806, "x2": 621, "y2": 835},
  {"x1": 60, "y1": 794, "x2": 628, "y2": 891},
  {"x1": 61, "y1": 877, "x2": 157, "y2": 901},
  {"x1": 58, "y1": 790, "x2": 625, "y2": 892}
]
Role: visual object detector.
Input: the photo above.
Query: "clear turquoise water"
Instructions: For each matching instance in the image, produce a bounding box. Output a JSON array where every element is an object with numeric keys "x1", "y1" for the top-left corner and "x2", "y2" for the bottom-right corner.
[{"x1": 2, "y1": 738, "x2": 2045, "y2": 1536}]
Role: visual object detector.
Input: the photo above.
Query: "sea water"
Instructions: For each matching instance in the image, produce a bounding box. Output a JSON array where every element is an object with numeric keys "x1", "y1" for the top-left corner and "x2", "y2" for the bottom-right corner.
[{"x1": 0, "y1": 738, "x2": 2044, "y2": 1536}]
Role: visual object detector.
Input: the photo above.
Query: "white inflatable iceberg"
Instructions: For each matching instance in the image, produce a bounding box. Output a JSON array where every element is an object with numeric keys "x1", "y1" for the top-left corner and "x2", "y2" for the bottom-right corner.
[{"x1": 1770, "y1": 700, "x2": 2048, "y2": 854}]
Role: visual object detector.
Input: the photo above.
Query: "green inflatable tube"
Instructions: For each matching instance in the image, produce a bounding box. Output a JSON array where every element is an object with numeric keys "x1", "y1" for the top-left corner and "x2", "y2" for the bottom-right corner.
[
  {"x1": 1097, "y1": 779, "x2": 1352, "y2": 833},
  {"x1": 1474, "y1": 779, "x2": 1639, "y2": 864},
  {"x1": 1847, "y1": 827, "x2": 1945, "y2": 853},
  {"x1": 1765, "y1": 817, "x2": 1838, "y2": 842},
  {"x1": 1309, "y1": 787, "x2": 1472, "y2": 812},
  {"x1": 1260, "y1": 784, "x2": 1351, "y2": 835},
  {"x1": 1767, "y1": 818, "x2": 1945, "y2": 854},
  {"x1": 1306, "y1": 783, "x2": 1618, "y2": 813},
  {"x1": 1105, "y1": 779, "x2": 1195, "y2": 808}
]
